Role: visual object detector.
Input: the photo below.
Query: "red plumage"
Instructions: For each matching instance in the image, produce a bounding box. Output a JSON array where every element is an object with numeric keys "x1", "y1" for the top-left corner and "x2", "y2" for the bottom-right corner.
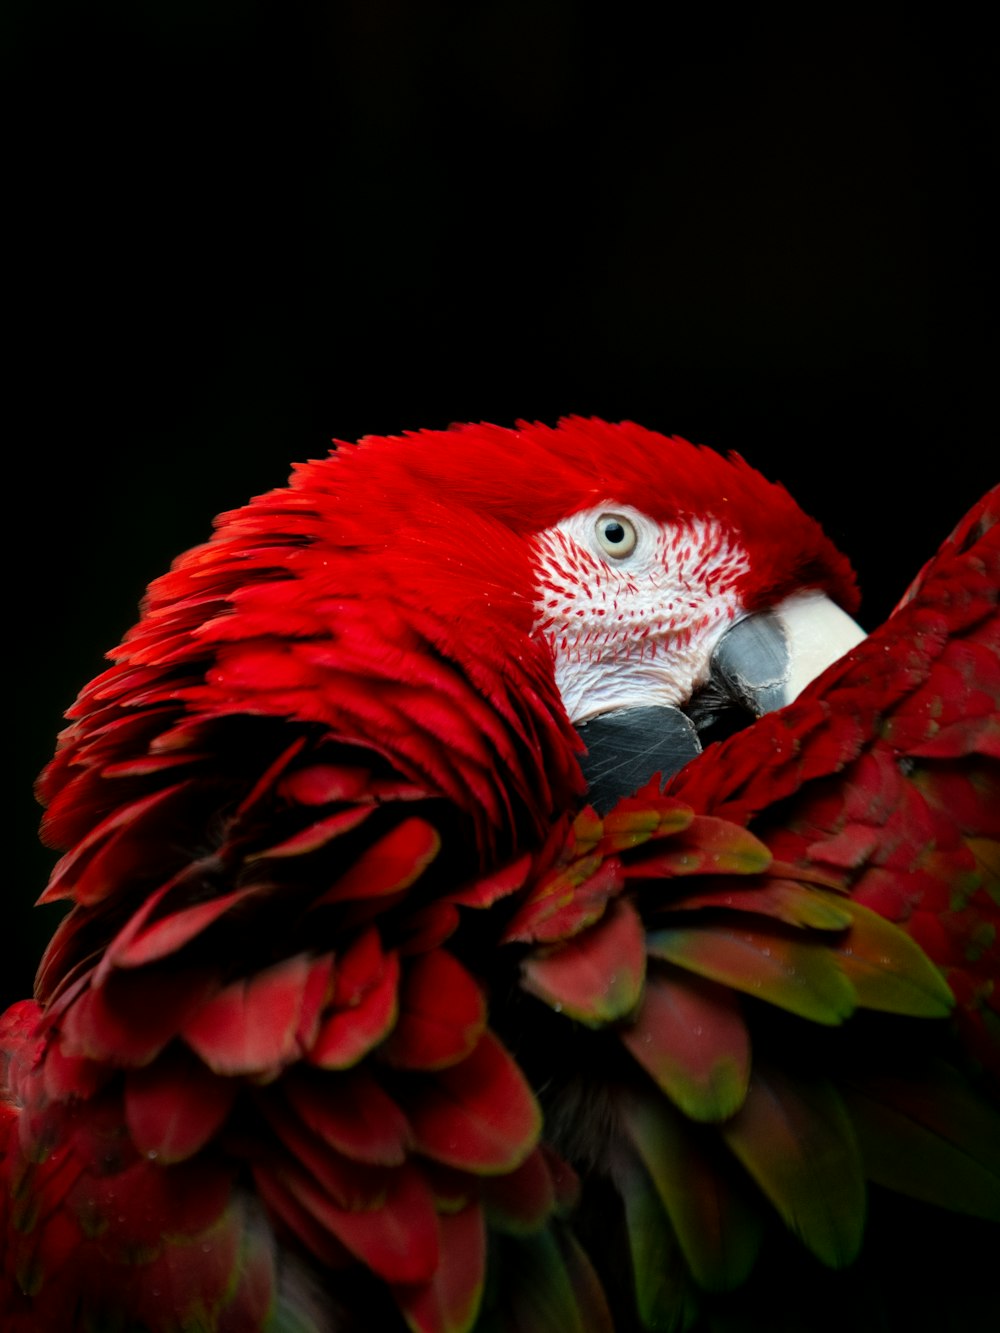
[{"x1": 3, "y1": 419, "x2": 997, "y2": 1332}]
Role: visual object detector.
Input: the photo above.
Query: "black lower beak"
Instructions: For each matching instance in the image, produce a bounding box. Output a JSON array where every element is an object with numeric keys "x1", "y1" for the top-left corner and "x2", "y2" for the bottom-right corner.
[{"x1": 574, "y1": 705, "x2": 703, "y2": 814}]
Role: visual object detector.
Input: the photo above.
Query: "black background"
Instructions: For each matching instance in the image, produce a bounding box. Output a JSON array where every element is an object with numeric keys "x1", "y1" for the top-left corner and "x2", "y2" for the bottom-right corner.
[{"x1": 7, "y1": 3, "x2": 995, "y2": 1010}]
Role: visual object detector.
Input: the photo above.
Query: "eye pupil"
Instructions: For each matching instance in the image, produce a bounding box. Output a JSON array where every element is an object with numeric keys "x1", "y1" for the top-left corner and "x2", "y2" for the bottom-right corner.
[{"x1": 595, "y1": 512, "x2": 638, "y2": 558}]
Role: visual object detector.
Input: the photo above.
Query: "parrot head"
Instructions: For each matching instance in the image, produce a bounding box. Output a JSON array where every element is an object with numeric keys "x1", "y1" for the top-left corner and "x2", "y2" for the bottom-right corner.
[
  {"x1": 518, "y1": 423, "x2": 865, "y2": 805},
  {"x1": 267, "y1": 416, "x2": 865, "y2": 810}
]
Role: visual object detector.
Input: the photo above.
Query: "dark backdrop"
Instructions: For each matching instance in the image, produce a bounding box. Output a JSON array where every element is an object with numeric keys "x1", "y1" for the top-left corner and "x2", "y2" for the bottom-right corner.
[{"x1": 7, "y1": 3, "x2": 994, "y2": 1010}]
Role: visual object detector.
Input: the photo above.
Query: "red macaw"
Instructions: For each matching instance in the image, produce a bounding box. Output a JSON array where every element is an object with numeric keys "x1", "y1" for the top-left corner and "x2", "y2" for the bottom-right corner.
[{"x1": 2, "y1": 418, "x2": 997, "y2": 1332}]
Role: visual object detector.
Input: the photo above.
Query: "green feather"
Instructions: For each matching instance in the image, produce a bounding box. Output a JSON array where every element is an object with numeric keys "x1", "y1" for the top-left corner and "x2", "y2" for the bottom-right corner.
[
  {"x1": 619, "y1": 1088, "x2": 761, "y2": 1293},
  {"x1": 832, "y1": 900, "x2": 955, "y2": 1017},
  {"x1": 844, "y1": 1059, "x2": 1000, "y2": 1220},
  {"x1": 616, "y1": 1150, "x2": 702, "y2": 1331},
  {"x1": 476, "y1": 1227, "x2": 613, "y2": 1333},
  {"x1": 719, "y1": 1064, "x2": 866, "y2": 1268},
  {"x1": 646, "y1": 925, "x2": 856, "y2": 1026}
]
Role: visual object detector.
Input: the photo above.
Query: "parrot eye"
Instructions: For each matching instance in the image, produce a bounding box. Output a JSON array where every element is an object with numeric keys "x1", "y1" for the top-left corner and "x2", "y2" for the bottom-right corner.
[{"x1": 595, "y1": 513, "x2": 637, "y2": 558}]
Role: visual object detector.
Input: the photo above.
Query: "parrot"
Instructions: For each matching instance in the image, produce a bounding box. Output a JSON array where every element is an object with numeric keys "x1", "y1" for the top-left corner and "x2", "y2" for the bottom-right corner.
[{"x1": 2, "y1": 416, "x2": 998, "y2": 1333}]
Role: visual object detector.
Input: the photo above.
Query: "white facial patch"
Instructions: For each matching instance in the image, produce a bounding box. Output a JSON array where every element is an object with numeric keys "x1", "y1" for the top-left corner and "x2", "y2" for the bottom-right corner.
[{"x1": 531, "y1": 505, "x2": 751, "y2": 724}]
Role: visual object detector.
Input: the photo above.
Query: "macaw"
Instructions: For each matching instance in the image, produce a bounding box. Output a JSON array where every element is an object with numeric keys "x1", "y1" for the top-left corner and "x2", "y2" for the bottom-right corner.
[{"x1": 2, "y1": 417, "x2": 997, "y2": 1333}]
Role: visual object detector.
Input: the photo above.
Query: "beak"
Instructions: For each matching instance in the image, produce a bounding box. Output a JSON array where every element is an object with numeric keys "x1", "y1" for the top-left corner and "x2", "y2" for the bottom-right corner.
[{"x1": 576, "y1": 591, "x2": 866, "y2": 813}]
